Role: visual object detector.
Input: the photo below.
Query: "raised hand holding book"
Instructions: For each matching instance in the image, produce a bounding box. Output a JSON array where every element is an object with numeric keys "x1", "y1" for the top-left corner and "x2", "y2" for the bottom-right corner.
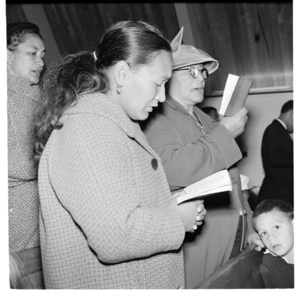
[
  {"x1": 219, "y1": 74, "x2": 253, "y2": 117},
  {"x1": 177, "y1": 170, "x2": 232, "y2": 205}
]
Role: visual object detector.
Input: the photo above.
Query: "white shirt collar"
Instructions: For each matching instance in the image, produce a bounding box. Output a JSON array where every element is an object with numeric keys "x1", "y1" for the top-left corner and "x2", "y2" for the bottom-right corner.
[
  {"x1": 276, "y1": 118, "x2": 287, "y2": 130},
  {"x1": 264, "y1": 249, "x2": 292, "y2": 264}
]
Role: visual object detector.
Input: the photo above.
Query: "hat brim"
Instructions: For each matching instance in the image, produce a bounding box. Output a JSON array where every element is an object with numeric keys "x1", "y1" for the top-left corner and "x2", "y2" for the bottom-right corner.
[
  {"x1": 172, "y1": 45, "x2": 219, "y2": 74},
  {"x1": 173, "y1": 59, "x2": 219, "y2": 74}
]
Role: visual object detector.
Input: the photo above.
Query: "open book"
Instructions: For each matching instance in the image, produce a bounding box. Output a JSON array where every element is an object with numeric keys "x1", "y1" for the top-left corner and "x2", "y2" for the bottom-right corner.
[
  {"x1": 177, "y1": 170, "x2": 232, "y2": 205},
  {"x1": 219, "y1": 74, "x2": 253, "y2": 116}
]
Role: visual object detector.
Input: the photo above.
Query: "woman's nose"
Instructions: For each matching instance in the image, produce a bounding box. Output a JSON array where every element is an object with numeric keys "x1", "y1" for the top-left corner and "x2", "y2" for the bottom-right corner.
[
  {"x1": 198, "y1": 74, "x2": 205, "y2": 81},
  {"x1": 196, "y1": 74, "x2": 206, "y2": 86},
  {"x1": 37, "y1": 57, "x2": 44, "y2": 67},
  {"x1": 156, "y1": 87, "x2": 166, "y2": 103}
]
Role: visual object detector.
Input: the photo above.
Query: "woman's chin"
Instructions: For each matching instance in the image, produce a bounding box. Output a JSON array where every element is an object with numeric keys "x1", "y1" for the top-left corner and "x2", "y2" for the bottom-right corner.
[{"x1": 28, "y1": 77, "x2": 40, "y2": 85}]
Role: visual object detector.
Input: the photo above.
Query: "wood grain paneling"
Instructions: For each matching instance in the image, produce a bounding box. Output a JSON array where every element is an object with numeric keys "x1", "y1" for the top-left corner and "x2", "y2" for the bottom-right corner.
[
  {"x1": 6, "y1": 3, "x2": 292, "y2": 95},
  {"x1": 186, "y1": 3, "x2": 293, "y2": 95},
  {"x1": 42, "y1": 3, "x2": 180, "y2": 55},
  {"x1": 6, "y1": 4, "x2": 27, "y2": 24}
]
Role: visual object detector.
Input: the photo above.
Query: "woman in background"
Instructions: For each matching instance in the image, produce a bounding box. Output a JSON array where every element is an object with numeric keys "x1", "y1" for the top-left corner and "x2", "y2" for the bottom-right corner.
[
  {"x1": 33, "y1": 20, "x2": 206, "y2": 289},
  {"x1": 142, "y1": 27, "x2": 255, "y2": 288},
  {"x1": 7, "y1": 21, "x2": 46, "y2": 288}
]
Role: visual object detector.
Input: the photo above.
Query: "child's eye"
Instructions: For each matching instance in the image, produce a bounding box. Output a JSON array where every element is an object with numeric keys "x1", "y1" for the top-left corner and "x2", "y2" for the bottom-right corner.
[{"x1": 274, "y1": 225, "x2": 280, "y2": 230}]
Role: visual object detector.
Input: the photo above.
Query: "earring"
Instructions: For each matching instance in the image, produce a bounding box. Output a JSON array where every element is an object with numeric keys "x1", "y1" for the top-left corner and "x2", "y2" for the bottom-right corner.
[{"x1": 117, "y1": 85, "x2": 122, "y2": 94}]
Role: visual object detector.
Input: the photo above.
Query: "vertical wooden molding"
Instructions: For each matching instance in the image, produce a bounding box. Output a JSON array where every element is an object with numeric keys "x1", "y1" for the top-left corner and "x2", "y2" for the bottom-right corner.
[
  {"x1": 22, "y1": 4, "x2": 61, "y2": 67},
  {"x1": 174, "y1": 3, "x2": 195, "y2": 46}
]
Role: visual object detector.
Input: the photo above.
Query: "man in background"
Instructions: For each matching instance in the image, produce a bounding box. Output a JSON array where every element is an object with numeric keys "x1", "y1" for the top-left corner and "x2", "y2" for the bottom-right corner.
[
  {"x1": 201, "y1": 106, "x2": 220, "y2": 122},
  {"x1": 201, "y1": 106, "x2": 247, "y2": 158},
  {"x1": 258, "y1": 100, "x2": 293, "y2": 206}
]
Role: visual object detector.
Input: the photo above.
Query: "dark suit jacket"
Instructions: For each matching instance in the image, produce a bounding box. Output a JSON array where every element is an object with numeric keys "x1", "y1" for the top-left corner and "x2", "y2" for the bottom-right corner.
[{"x1": 258, "y1": 119, "x2": 293, "y2": 205}]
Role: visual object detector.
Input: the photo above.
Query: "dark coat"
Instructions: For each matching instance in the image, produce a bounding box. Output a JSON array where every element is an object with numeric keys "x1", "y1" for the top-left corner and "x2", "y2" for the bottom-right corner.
[{"x1": 258, "y1": 119, "x2": 293, "y2": 205}]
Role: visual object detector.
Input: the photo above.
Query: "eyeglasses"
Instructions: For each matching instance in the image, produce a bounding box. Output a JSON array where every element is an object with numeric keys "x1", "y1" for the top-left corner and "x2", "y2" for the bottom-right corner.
[{"x1": 174, "y1": 67, "x2": 209, "y2": 80}]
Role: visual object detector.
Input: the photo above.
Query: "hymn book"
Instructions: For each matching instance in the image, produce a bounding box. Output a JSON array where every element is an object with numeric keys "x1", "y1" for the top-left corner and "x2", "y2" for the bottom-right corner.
[
  {"x1": 177, "y1": 170, "x2": 232, "y2": 205},
  {"x1": 219, "y1": 74, "x2": 253, "y2": 117}
]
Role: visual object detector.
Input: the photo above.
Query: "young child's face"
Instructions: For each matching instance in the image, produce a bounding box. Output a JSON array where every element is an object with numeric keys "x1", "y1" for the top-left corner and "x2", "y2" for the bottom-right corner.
[{"x1": 254, "y1": 209, "x2": 294, "y2": 262}]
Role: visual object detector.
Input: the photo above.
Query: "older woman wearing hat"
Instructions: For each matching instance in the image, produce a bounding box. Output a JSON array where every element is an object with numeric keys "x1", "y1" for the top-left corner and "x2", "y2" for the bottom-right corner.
[
  {"x1": 142, "y1": 28, "x2": 255, "y2": 287},
  {"x1": 7, "y1": 21, "x2": 45, "y2": 288}
]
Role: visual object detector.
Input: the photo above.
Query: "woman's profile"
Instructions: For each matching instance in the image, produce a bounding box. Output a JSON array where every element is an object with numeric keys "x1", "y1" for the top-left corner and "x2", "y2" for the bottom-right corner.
[{"x1": 33, "y1": 20, "x2": 206, "y2": 289}]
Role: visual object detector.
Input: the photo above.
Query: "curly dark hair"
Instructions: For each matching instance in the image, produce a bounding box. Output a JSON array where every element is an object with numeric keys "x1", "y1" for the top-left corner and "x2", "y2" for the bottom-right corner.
[
  {"x1": 7, "y1": 29, "x2": 43, "y2": 51},
  {"x1": 33, "y1": 51, "x2": 106, "y2": 161}
]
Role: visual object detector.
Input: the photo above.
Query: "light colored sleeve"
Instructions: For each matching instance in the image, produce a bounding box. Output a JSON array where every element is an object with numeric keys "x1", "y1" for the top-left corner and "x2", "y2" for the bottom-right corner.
[
  {"x1": 144, "y1": 114, "x2": 242, "y2": 190},
  {"x1": 50, "y1": 114, "x2": 185, "y2": 264}
]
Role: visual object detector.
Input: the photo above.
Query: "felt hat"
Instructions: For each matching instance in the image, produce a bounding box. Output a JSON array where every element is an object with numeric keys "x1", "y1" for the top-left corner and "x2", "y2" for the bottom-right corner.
[
  {"x1": 7, "y1": 22, "x2": 40, "y2": 39},
  {"x1": 171, "y1": 27, "x2": 219, "y2": 74}
]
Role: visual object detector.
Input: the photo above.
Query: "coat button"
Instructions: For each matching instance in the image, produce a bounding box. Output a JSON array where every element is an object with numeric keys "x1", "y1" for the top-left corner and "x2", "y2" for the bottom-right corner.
[{"x1": 151, "y1": 158, "x2": 158, "y2": 170}]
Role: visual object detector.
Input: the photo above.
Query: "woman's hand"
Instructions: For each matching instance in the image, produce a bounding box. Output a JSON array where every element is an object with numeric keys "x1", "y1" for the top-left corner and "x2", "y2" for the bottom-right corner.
[
  {"x1": 169, "y1": 191, "x2": 206, "y2": 232},
  {"x1": 220, "y1": 107, "x2": 248, "y2": 138},
  {"x1": 248, "y1": 232, "x2": 265, "y2": 251}
]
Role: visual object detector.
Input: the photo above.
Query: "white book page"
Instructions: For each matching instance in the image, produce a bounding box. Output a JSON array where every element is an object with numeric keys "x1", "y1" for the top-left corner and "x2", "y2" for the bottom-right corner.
[
  {"x1": 184, "y1": 170, "x2": 231, "y2": 194},
  {"x1": 177, "y1": 184, "x2": 232, "y2": 204},
  {"x1": 219, "y1": 74, "x2": 239, "y2": 115},
  {"x1": 177, "y1": 170, "x2": 232, "y2": 204}
]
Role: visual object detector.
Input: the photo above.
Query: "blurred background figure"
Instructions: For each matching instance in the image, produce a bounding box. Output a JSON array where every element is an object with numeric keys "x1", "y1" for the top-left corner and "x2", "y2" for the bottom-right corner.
[
  {"x1": 201, "y1": 106, "x2": 220, "y2": 122},
  {"x1": 201, "y1": 105, "x2": 247, "y2": 158},
  {"x1": 9, "y1": 252, "x2": 36, "y2": 289},
  {"x1": 7, "y1": 21, "x2": 46, "y2": 288},
  {"x1": 258, "y1": 100, "x2": 293, "y2": 206}
]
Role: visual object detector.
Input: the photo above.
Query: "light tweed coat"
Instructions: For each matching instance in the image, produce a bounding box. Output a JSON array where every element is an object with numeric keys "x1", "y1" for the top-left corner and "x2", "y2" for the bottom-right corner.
[
  {"x1": 8, "y1": 74, "x2": 40, "y2": 252},
  {"x1": 38, "y1": 93, "x2": 186, "y2": 289}
]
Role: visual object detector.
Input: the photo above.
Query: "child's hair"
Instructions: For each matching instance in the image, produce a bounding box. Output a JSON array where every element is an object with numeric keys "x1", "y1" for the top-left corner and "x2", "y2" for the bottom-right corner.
[{"x1": 251, "y1": 199, "x2": 293, "y2": 229}]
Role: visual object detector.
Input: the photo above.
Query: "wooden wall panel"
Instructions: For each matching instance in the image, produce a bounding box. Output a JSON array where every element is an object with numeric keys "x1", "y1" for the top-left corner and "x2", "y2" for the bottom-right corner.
[
  {"x1": 6, "y1": 3, "x2": 292, "y2": 95},
  {"x1": 187, "y1": 3, "x2": 293, "y2": 95},
  {"x1": 42, "y1": 3, "x2": 180, "y2": 55},
  {"x1": 6, "y1": 4, "x2": 27, "y2": 24}
]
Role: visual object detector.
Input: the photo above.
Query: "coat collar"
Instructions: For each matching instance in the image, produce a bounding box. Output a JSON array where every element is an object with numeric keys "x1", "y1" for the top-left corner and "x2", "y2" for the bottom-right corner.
[
  {"x1": 275, "y1": 118, "x2": 288, "y2": 130},
  {"x1": 7, "y1": 72, "x2": 40, "y2": 102},
  {"x1": 64, "y1": 92, "x2": 159, "y2": 158},
  {"x1": 166, "y1": 96, "x2": 189, "y2": 116},
  {"x1": 166, "y1": 95, "x2": 204, "y2": 117}
]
